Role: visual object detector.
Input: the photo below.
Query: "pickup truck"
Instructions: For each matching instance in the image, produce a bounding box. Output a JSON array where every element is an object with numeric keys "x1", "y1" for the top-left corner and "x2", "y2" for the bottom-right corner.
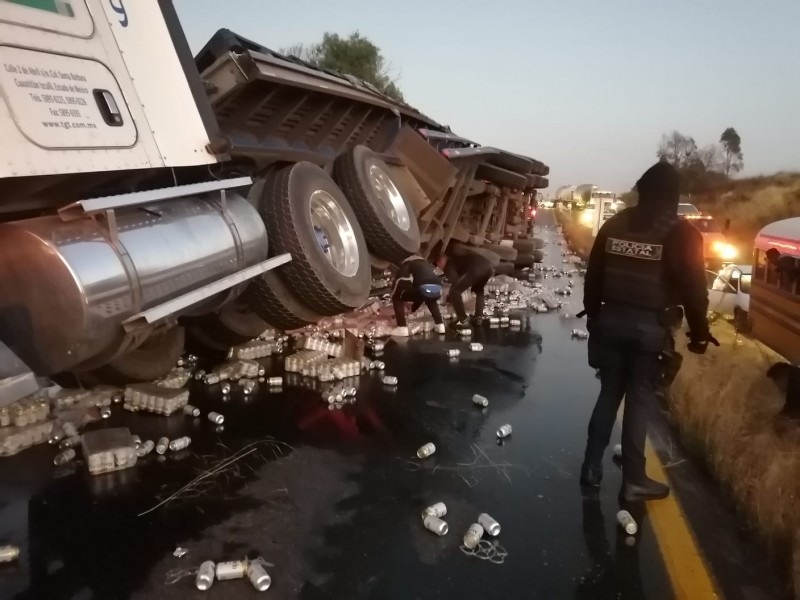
[{"x1": 0, "y1": 0, "x2": 549, "y2": 400}]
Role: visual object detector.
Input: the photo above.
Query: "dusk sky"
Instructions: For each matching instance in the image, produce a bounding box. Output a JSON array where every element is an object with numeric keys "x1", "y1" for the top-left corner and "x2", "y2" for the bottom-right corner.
[{"x1": 174, "y1": 0, "x2": 800, "y2": 194}]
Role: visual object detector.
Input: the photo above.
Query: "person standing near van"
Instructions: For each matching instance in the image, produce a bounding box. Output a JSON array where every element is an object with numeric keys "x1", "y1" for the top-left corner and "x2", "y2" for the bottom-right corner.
[
  {"x1": 579, "y1": 161, "x2": 717, "y2": 502},
  {"x1": 389, "y1": 255, "x2": 446, "y2": 337}
]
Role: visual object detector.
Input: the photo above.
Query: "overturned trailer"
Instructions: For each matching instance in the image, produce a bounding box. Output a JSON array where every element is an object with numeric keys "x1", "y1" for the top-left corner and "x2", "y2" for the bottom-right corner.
[{"x1": 0, "y1": 1, "x2": 548, "y2": 401}]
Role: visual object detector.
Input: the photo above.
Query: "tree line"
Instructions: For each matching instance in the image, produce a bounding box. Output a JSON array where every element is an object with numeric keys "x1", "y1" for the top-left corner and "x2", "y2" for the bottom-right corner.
[
  {"x1": 281, "y1": 31, "x2": 404, "y2": 101},
  {"x1": 656, "y1": 127, "x2": 743, "y2": 191}
]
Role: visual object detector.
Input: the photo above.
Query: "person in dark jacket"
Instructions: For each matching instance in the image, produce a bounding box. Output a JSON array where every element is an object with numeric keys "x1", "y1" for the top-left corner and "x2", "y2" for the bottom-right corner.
[
  {"x1": 580, "y1": 161, "x2": 718, "y2": 502},
  {"x1": 389, "y1": 255, "x2": 445, "y2": 337},
  {"x1": 437, "y1": 250, "x2": 495, "y2": 328}
]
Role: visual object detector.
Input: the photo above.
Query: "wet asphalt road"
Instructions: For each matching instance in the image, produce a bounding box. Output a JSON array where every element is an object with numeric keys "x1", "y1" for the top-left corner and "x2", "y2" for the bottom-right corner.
[{"x1": 0, "y1": 212, "x2": 785, "y2": 599}]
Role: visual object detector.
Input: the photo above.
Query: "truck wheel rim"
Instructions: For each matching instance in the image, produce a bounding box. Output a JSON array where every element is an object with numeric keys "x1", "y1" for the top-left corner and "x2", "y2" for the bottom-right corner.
[
  {"x1": 367, "y1": 159, "x2": 411, "y2": 232},
  {"x1": 309, "y1": 190, "x2": 360, "y2": 277}
]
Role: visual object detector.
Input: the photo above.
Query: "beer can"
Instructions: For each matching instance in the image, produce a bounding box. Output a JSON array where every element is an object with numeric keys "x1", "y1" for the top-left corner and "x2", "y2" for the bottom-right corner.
[
  {"x1": 216, "y1": 560, "x2": 246, "y2": 580},
  {"x1": 478, "y1": 513, "x2": 501, "y2": 536},
  {"x1": 472, "y1": 394, "x2": 489, "y2": 407},
  {"x1": 195, "y1": 560, "x2": 215, "y2": 590},
  {"x1": 617, "y1": 510, "x2": 638, "y2": 535},
  {"x1": 169, "y1": 436, "x2": 191, "y2": 452},
  {"x1": 469, "y1": 343, "x2": 483, "y2": 352},
  {"x1": 247, "y1": 561, "x2": 272, "y2": 591},
  {"x1": 382, "y1": 376, "x2": 398, "y2": 386},
  {"x1": 268, "y1": 377, "x2": 283, "y2": 387},
  {"x1": 156, "y1": 437, "x2": 169, "y2": 455},
  {"x1": 53, "y1": 449, "x2": 76, "y2": 466},
  {"x1": 208, "y1": 412, "x2": 225, "y2": 425},
  {"x1": 496, "y1": 424, "x2": 512, "y2": 438},
  {"x1": 446, "y1": 349, "x2": 460, "y2": 358},
  {"x1": 423, "y1": 515, "x2": 449, "y2": 536},
  {"x1": 137, "y1": 440, "x2": 155, "y2": 458},
  {"x1": 183, "y1": 404, "x2": 200, "y2": 417},
  {"x1": 416, "y1": 442, "x2": 436, "y2": 459},
  {"x1": 463, "y1": 523, "x2": 484, "y2": 549},
  {"x1": 422, "y1": 502, "x2": 447, "y2": 519}
]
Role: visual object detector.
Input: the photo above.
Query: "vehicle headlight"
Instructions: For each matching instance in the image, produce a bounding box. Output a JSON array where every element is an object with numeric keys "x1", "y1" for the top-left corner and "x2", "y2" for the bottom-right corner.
[
  {"x1": 712, "y1": 241, "x2": 737, "y2": 260},
  {"x1": 580, "y1": 211, "x2": 594, "y2": 226}
]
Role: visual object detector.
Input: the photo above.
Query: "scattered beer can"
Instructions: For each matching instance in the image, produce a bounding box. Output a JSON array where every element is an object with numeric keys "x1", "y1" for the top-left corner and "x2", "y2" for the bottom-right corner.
[
  {"x1": 617, "y1": 510, "x2": 638, "y2": 535},
  {"x1": 207, "y1": 412, "x2": 225, "y2": 425},
  {"x1": 195, "y1": 560, "x2": 216, "y2": 591},
  {"x1": 239, "y1": 379, "x2": 257, "y2": 395},
  {"x1": 457, "y1": 328, "x2": 472, "y2": 337},
  {"x1": 100, "y1": 407, "x2": 112, "y2": 419},
  {"x1": 416, "y1": 442, "x2": 436, "y2": 459},
  {"x1": 247, "y1": 561, "x2": 272, "y2": 591},
  {"x1": 382, "y1": 375, "x2": 398, "y2": 386},
  {"x1": 446, "y1": 349, "x2": 460, "y2": 358},
  {"x1": 374, "y1": 360, "x2": 386, "y2": 370},
  {"x1": 204, "y1": 372, "x2": 220, "y2": 385},
  {"x1": 571, "y1": 329, "x2": 590, "y2": 339},
  {"x1": 268, "y1": 376, "x2": 283, "y2": 387},
  {"x1": 220, "y1": 382, "x2": 231, "y2": 395},
  {"x1": 613, "y1": 443, "x2": 622, "y2": 458},
  {"x1": 422, "y1": 502, "x2": 447, "y2": 519},
  {"x1": 183, "y1": 404, "x2": 201, "y2": 417},
  {"x1": 488, "y1": 317, "x2": 500, "y2": 325},
  {"x1": 0, "y1": 545, "x2": 20, "y2": 563},
  {"x1": 463, "y1": 523, "x2": 485, "y2": 549},
  {"x1": 469, "y1": 343, "x2": 483, "y2": 352},
  {"x1": 156, "y1": 437, "x2": 169, "y2": 455},
  {"x1": 478, "y1": 513, "x2": 501, "y2": 536},
  {"x1": 496, "y1": 424, "x2": 513, "y2": 438},
  {"x1": 53, "y1": 448, "x2": 76, "y2": 466},
  {"x1": 472, "y1": 394, "x2": 489, "y2": 407},
  {"x1": 169, "y1": 436, "x2": 191, "y2": 452},
  {"x1": 137, "y1": 440, "x2": 155, "y2": 458},
  {"x1": 59, "y1": 435, "x2": 82, "y2": 450},
  {"x1": 423, "y1": 515, "x2": 449, "y2": 536},
  {"x1": 510, "y1": 319, "x2": 522, "y2": 327},
  {"x1": 131, "y1": 435, "x2": 141, "y2": 449},
  {"x1": 194, "y1": 369, "x2": 207, "y2": 381},
  {"x1": 216, "y1": 560, "x2": 246, "y2": 581}
]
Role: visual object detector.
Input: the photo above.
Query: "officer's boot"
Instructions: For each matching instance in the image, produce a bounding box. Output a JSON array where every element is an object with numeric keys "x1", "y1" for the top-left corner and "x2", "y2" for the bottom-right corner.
[
  {"x1": 619, "y1": 476, "x2": 670, "y2": 502},
  {"x1": 580, "y1": 447, "x2": 603, "y2": 488}
]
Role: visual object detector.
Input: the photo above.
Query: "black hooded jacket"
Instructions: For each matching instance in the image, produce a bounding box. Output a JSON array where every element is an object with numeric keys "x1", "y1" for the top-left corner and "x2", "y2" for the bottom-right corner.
[{"x1": 583, "y1": 162, "x2": 710, "y2": 338}]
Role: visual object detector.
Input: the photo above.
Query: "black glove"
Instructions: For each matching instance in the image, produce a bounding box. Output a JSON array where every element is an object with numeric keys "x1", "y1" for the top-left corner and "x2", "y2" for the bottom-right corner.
[{"x1": 686, "y1": 332, "x2": 720, "y2": 354}]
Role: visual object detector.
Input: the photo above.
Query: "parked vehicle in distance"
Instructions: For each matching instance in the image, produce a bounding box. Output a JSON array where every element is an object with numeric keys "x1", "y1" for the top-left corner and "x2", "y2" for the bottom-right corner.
[
  {"x1": 682, "y1": 214, "x2": 737, "y2": 268},
  {"x1": 750, "y1": 217, "x2": 800, "y2": 364},
  {"x1": 707, "y1": 264, "x2": 752, "y2": 331},
  {"x1": 541, "y1": 199, "x2": 555, "y2": 209},
  {"x1": 678, "y1": 202, "x2": 702, "y2": 217}
]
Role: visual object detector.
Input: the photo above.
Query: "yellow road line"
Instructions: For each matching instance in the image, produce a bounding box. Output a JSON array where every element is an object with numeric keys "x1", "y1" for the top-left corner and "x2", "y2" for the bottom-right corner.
[{"x1": 645, "y1": 438, "x2": 719, "y2": 599}]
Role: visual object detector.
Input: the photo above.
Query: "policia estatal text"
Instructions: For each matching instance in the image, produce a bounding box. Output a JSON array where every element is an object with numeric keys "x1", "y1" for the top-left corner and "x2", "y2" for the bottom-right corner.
[{"x1": 580, "y1": 162, "x2": 718, "y2": 502}]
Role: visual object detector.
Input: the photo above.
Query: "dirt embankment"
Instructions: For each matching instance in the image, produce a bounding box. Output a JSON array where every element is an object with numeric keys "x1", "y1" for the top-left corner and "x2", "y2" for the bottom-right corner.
[
  {"x1": 555, "y1": 208, "x2": 800, "y2": 595},
  {"x1": 695, "y1": 172, "x2": 800, "y2": 256}
]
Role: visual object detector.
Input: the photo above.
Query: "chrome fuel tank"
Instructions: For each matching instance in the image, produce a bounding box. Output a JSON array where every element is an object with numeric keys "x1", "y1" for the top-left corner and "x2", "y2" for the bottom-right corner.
[{"x1": 0, "y1": 192, "x2": 267, "y2": 374}]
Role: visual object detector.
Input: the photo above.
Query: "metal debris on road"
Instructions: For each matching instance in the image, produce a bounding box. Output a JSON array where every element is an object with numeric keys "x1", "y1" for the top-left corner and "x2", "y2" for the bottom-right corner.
[
  {"x1": 497, "y1": 424, "x2": 513, "y2": 438},
  {"x1": 215, "y1": 560, "x2": 246, "y2": 580},
  {"x1": 463, "y1": 523, "x2": 485, "y2": 549},
  {"x1": 617, "y1": 510, "x2": 638, "y2": 535},
  {"x1": 0, "y1": 545, "x2": 20, "y2": 563},
  {"x1": 173, "y1": 546, "x2": 187, "y2": 558},
  {"x1": 478, "y1": 513, "x2": 501, "y2": 536},
  {"x1": 416, "y1": 442, "x2": 436, "y2": 459},
  {"x1": 472, "y1": 394, "x2": 489, "y2": 407},
  {"x1": 195, "y1": 560, "x2": 215, "y2": 590},
  {"x1": 423, "y1": 515, "x2": 449, "y2": 536},
  {"x1": 422, "y1": 502, "x2": 447, "y2": 519}
]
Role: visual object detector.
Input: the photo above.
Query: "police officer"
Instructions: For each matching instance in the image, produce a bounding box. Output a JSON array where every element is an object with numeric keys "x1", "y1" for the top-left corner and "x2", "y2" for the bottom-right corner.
[
  {"x1": 436, "y1": 249, "x2": 494, "y2": 329},
  {"x1": 580, "y1": 162, "x2": 718, "y2": 502},
  {"x1": 389, "y1": 254, "x2": 446, "y2": 337}
]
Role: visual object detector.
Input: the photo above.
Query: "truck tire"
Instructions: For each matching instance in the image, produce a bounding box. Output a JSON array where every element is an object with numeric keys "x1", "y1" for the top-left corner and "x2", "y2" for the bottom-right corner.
[
  {"x1": 246, "y1": 269, "x2": 323, "y2": 331},
  {"x1": 513, "y1": 238, "x2": 545, "y2": 253},
  {"x1": 333, "y1": 146, "x2": 421, "y2": 264},
  {"x1": 475, "y1": 163, "x2": 527, "y2": 190},
  {"x1": 495, "y1": 262, "x2": 515, "y2": 276},
  {"x1": 90, "y1": 327, "x2": 185, "y2": 384},
  {"x1": 253, "y1": 162, "x2": 371, "y2": 315},
  {"x1": 514, "y1": 253, "x2": 535, "y2": 269},
  {"x1": 532, "y1": 249, "x2": 545, "y2": 263},
  {"x1": 534, "y1": 176, "x2": 550, "y2": 189},
  {"x1": 486, "y1": 244, "x2": 518, "y2": 262},
  {"x1": 184, "y1": 301, "x2": 272, "y2": 352},
  {"x1": 450, "y1": 242, "x2": 501, "y2": 267}
]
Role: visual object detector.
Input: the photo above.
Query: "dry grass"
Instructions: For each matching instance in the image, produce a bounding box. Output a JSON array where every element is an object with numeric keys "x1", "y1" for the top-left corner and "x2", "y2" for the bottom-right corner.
[
  {"x1": 695, "y1": 172, "x2": 800, "y2": 255},
  {"x1": 670, "y1": 322, "x2": 800, "y2": 594}
]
